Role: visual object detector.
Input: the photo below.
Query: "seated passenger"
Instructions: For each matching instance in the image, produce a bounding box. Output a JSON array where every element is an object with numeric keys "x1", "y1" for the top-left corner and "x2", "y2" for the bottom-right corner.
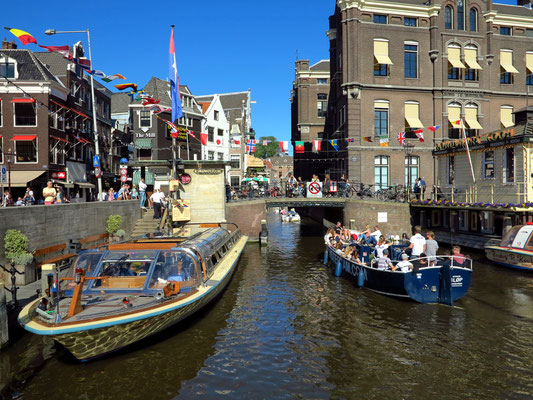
[
  {"x1": 376, "y1": 249, "x2": 393, "y2": 270},
  {"x1": 119, "y1": 264, "x2": 135, "y2": 276},
  {"x1": 451, "y1": 246, "x2": 466, "y2": 266},
  {"x1": 168, "y1": 261, "x2": 188, "y2": 282},
  {"x1": 350, "y1": 248, "x2": 364, "y2": 265},
  {"x1": 393, "y1": 253, "x2": 413, "y2": 272},
  {"x1": 375, "y1": 235, "x2": 392, "y2": 258}
]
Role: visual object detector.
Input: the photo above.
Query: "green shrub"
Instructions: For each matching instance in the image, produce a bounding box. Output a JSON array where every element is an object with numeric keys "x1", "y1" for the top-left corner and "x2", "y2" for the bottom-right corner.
[
  {"x1": 116, "y1": 229, "x2": 126, "y2": 238},
  {"x1": 106, "y1": 215, "x2": 123, "y2": 235},
  {"x1": 4, "y1": 229, "x2": 29, "y2": 262},
  {"x1": 13, "y1": 252, "x2": 34, "y2": 266}
]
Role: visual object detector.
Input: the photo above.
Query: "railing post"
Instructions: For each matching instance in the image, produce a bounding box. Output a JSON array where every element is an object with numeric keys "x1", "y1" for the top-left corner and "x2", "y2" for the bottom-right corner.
[
  {"x1": 451, "y1": 186, "x2": 454, "y2": 203},
  {"x1": 490, "y1": 184, "x2": 494, "y2": 204}
]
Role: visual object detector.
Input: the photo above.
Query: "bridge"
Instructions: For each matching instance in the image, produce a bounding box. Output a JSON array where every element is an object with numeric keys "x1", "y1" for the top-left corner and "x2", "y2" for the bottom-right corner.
[{"x1": 264, "y1": 197, "x2": 347, "y2": 208}]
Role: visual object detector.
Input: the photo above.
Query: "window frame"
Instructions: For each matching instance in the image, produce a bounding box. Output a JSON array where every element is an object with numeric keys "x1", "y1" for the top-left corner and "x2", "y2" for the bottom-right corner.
[
  {"x1": 207, "y1": 126, "x2": 214, "y2": 142},
  {"x1": 404, "y1": 17, "x2": 417, "y2": 27},
  {"x1": 317, "y1": 78, "x2": 328, "y2": 84},
  {"x1": 0, "y1": 137, "x2": 3, "y2": 164},
  {"x1": 447, "y1": 155, "x2": 455, "y2": 186},
  {"x1": 374, "y1": 107, "x2": 389, "y2": 138},
  {"x1": 469, "y1": 8, "x2": 478, "y2": 32},
  {"x1": 445, "y1": 6, "x2": 454, "y2": 30},
  {"x1": 504, "y1": 147, "x2": 515, "y2": 184},
  {"x1": 373, "y1": 14, "x2": 387, "y2": 24},
  {"x1": 214, "y1": 110, "x2": 219, "y2": 121},
  {"x1": 13, "y1": 102, "x2": 37, "y2": 127},
  {"x1": 457, "y1": 0, "x2": 465, "y2": 31},
  {"x1": 405, "y1": 155, "x2": 419, "y2": 188},
  {"x1": 139, "y1": 110, "x2": 152, "y2": 128},
  {"x1": 404, "y1": 43, "x2": 418, "y2": 79},
  {"x1": 0, "y1": 99, "x2": 2, "y2": 128},
  {"x1": 500, "y1": 27, "x2": 512, "y2": 36},
  {"x1": 0, "y1": 56, "x2": 17, "y2": 79},
  {"x1": 374, "y1": 155, "x2": 389, "y2": 190},
  {"x1": 482, "y1": 150, "x2": 495, "y2": 180},
  {"x1": 14, "y1": 137, "x2": 38, "y2": 164},
  {"x1": 317, "y1": 93, "x2": 328, "y2": 118}
]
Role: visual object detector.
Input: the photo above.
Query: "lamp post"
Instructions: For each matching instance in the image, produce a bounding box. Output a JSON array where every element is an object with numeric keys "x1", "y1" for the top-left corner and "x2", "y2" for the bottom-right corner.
[
  {"x1": 404, "y1": 141, "x2": 415, "y2": 199},
  {"x1": 45, "y1": 29, "x2": 103, "y2": 201}
]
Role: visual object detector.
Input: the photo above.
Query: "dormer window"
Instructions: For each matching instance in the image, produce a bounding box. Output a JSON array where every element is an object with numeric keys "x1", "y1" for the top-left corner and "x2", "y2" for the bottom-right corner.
[{"x1": 0, "y1": 56, "x2": 17, "y2": 79}]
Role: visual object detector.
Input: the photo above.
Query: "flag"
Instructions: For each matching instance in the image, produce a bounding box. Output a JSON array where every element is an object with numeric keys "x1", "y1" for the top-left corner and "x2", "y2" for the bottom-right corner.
[
  {"x1": 262, "y1": 140, "x2": 270, "y2": 146},
  {"x1": 78, "y1": 57, "x2": 91, "y2": 69},
  {"x1": 363, "y1": 137, "x2": 372, "y2": 142},
  {"x1": 247, "y1": 142, "x2": 256, "y2": 153},
  {"x1": 330, "y1": 139, "x2": 339, "y2": 151},
  {"x1": 279, "y1": 141, "x2": 288, "y2": 153},
  {"x1": 4, "y1": 27, "x2": 37, "y2": 45},
  {"x1": 164, "y1": 120, "x2": 179, "y2": 138},
  {"x1": 397, "y1": 132, "x2": 406, "y2": 145},
  {"x1": 85, "y1": 70, "x2": 106, "y2": 78},
  {"x1": 414, "y1": 130, "x2": 424, "y2": 142},
  {"x1": 38, "y1": 44, "x2": 69, "y2": 57},
  {"x1": 454, "y1": 119, "x2": 462, "y2": 126},
  {"x1": 149, "y1": 105, "x2": 171, "y2": 114},
  {"x1": 234, "y1": 137, "x2": 241, "y2": 145},
  {"x1": 380, "y1": 138, "x2": 389, "y2": 147},
  {"x1": 313, "y1": 140, "x2": 321, "y2": 152},
  {"x1": 329, "y1": 181, "x2": 338, "y2": 193},
  {"x1": 142, "y1": 98, "x2": 161, "y2": 106},
  {"x1": 427, "y1": 125, "x2": 440, "y2": 132},
  {"x1": 101, "y1": 74, "x2": 126, "y2": 82},
  {"x1": 200, "y1": 132, "x2": 208, "y2": 146},
  {"x1": 295, "y1": 141, "x2": 304, "y2": 154},
  {"x1": 115, "y1": 83, "x2": 138, "y2": 91},
  {"x1": 187, "y1": 130, "x2": 196, "y2": 139},
  {"x1": 169, "y1": 26, "x2": 183, "y2": 122},
  {"x1": 345, "y1": 138, "x2": 355, "y2": 143}
]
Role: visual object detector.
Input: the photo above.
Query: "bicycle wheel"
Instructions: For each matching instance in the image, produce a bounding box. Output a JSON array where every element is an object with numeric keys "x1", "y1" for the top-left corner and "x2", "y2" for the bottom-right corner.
[
  {"x1": 396, "y1": 191, "x2": 405, "y2": 203},
  {"x1": 347, "y1": 186, "x2": 355, "y2": 198}
]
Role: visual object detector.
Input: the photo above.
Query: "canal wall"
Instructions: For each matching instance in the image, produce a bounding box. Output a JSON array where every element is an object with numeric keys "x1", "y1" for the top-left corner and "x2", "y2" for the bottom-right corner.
[
  {"x1": 0, "y1": 200, "x2": 140, "y2": 282},
  {"x1": 343, "y1": 200, "x2": 412, "y2": 235},
  {"x1": 225, "y1": 200, "x2": 267, "y2": 239}
]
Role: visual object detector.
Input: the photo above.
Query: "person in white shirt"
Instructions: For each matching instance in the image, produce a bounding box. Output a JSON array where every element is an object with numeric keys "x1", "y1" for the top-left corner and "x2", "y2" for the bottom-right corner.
[
  {"x1": 369, "y1": 226, "x2": 382, "y2": 241},
  {"x1": 405, "y1": 225, "x2": 426, "y2": 258},
  {"x1": 138, "y1": 178, "x2": 148, "y2": 209},
  {"x1": 150, "y1": 189, "x2": 166, "y2": 220},
  {"x1": 374, "y1": 235, "x2": 391, "y2": 258},
  {"x1": 393, "y1": 253, "x2": 413, "y2": 272}
]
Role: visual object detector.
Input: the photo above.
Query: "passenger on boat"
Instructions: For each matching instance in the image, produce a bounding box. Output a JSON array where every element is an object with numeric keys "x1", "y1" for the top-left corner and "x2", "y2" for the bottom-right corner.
[
  {"x1": 369, "y1": 226, "x2": 382, "y2": 242},
  {"x1": 376, "y1": 249, "x2": 394, "y2": 270},
  {"x1": 349, "y1": 248, "x2": 364, "y2": 264},
  {"x1": 358, "y1": 230, "x2": 377, "y2": 246},
  {"x1": 168, "y1": 261, "x2": 188, "y2": 282},
  {"x1": 334, "y1": 229, "x2": 347, "y2": 246},
  {"x1": 375, "y1": 235, "x2": 392, "y2": 258},
  {"x1": 424, "y1": 231, "x2": 439, "y2": 266},
  {"x1": 392, "y1": 253, "x2": 413, "y2": 272},
  {"x1": 451, "y1": 246, "x2": 466, "y2": 266},
  {"x1": 404, "y1": 225, "x2": 426, "y2": 259},
  {"x1": 401, "y1": 233, "x2": 410, "y2": 245},
  {"x1": 324, "y1": 228, "x2": 335, "y2": 245},
  {"x1": 411, "y1": 253, "x2": 427, "y2": 272}
]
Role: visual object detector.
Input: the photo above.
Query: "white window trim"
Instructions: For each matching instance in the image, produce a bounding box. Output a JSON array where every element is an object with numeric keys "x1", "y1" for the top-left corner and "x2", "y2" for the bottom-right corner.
[
  {"x1": 503, "y1": 147, "x2": 515, "y2": 185},
  {"x1": 0, "y1": 56, "x2": 18, "y2": 79},
  {"x1": 482, "y1": 151, "x2": 495, "y2": 180},
  {"x1": 13, "y1": 102, "x2": 37, "y2": 128},
  {"x1": 0, "y1": 137, "x2": 3, "y2": 164},
  {"x1": 138, "y1": 110, "x2": 152, "y2": 129},
  {"x1": 14, "y1": 138, "x2": 38, "y2": 164}
]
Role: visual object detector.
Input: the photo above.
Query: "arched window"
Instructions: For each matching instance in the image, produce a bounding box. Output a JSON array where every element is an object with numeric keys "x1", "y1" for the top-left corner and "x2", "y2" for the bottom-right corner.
[
  {"x1": 445, "y1": 6, "x2": 453, "y2": 29},
  {"x1": 458, "y1": 0, "x2": 464, "y2": 31},
  {"x1": 374, "y1": 156, "x2": 389, "y2": 190},
  {"x1": 469, "y1": 8, "x2": 478, "y2": 32}
]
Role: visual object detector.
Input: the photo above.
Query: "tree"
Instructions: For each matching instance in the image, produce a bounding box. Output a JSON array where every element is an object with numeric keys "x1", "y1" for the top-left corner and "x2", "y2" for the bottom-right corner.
[{"x1": 255, "y1": 136, "x2": 280, "y2": 159}]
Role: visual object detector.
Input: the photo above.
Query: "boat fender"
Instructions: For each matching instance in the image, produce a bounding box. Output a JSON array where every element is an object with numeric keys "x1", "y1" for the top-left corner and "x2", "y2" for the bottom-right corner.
[
  {"x1": 154, "y1": 291, "x2": 164, "y2": 300},
  {"x1": 357, "y1": 269, "x2": 365, "y2": 287},
  {"x1": 324, "y1": 250, "x2": 329, "y2": 264},
  {"x1": 335, "y1": 259, "x2": 342, "y2": 277}
]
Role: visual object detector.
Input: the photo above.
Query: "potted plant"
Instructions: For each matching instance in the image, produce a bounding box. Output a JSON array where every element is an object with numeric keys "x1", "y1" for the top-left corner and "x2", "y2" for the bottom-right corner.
[
  {"x1": 115, "y1": 229, "x2": 126, "y2": 242},
  {"x1": 4, "y1": 229, "x2": 35, "y2": 285},
  {"x1": 106, "y1": 215, "x2": 123, "y2": 242}
]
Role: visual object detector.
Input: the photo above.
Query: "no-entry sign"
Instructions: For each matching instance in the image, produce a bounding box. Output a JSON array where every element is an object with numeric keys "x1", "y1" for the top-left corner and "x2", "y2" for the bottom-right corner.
[{"x1": 307, "y1": 182, "x2": 323, "y2": 198}]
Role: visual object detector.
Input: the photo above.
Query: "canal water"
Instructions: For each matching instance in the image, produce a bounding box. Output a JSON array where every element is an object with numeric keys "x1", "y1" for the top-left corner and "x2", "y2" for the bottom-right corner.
[{"x1": 1, "y1": 214, "x2": 532, "y2": 399}]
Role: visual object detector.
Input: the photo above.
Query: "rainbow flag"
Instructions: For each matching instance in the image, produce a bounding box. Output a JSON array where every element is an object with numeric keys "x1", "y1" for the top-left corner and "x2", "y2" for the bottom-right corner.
[
  {"x1": 4, "y1": 27, "x2": 37, "y2": 45},
  {"x1": 115, "y1": 83, "x2": 138, "y2": 92}
]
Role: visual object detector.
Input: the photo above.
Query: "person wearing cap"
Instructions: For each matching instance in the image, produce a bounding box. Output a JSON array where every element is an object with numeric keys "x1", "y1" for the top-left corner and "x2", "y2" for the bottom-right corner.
[{"x1": 393, "y1": 253, "x2": 413, "y2": 272}]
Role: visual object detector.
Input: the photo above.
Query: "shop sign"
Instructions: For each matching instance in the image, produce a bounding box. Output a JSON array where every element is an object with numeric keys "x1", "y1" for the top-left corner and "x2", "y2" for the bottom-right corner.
[
  {"x1": 435, "y1": 128, "x2": 516, "y2": 152},
  {"x1": 193, "y1": 168, "x2": 222, "y2": 175},
  {"x1": 180, "y1": 173, "x2": 192, "y2": 185},
  {"x1": 135, "y1": 132, "x2": 156, "y2": 138}
]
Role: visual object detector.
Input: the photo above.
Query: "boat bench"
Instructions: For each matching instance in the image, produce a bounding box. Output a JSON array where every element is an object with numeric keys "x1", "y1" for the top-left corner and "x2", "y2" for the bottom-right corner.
[
  {"x1": 80, "y1": 233, "x2": 109, "y2": 250},
  {"x1": 33, "y1": 243, "x2": 77, "y2": 277}
]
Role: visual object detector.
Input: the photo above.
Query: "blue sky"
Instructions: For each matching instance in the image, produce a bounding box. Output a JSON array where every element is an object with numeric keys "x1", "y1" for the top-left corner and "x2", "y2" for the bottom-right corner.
[{"x1": 1, "y1": 0, "x2": 520, "y2": 142}]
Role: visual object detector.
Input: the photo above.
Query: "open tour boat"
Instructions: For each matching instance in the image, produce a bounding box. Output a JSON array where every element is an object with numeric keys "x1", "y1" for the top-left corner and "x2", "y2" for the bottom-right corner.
[{"x1": 485, "y1": 224, "x2": 533, "y2": 271}]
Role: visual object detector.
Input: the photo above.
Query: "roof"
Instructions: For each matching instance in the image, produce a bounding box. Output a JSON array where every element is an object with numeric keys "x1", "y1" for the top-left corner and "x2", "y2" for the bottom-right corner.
[
  {"x1": 263, "y1": 160, "x2": 273, "y2": 169},
  {"x1": 111, "y1": 92, "x2": 132, "y2": 114},
  {"x1": 34, "y1": 51, "x2": 71, "y2": 76},
  {"x1": 494, "y1": 3, "x2": 533, "y2": 17},
  {"x1": 198, "y1": 101, "x2": 211, "y2": 115},
  {"x1": 143, "y1": 76, "x2": 171, "y2": 106},
  {"x1": 0, "y1": 49, "x2": 58, "y2": 81},
  {"x1": 310, "y1": 60, "x2": 330, "y2": 72}
]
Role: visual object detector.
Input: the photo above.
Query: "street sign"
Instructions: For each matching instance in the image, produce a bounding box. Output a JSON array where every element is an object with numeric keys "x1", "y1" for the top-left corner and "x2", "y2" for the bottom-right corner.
[
  {"x1": 307, "y1": 182, "x2": 323, "y2": 198},
  {"x1": 120, "y1": 158, "x2": 128, "y2": 164},
  {"x1": 93, "y1": 155, "x2": 100, "y2": 168},
  {"x1": 0, "y1": 167, "x2": 6, "y2": 184},
  {"x1": 120, "y1": 175, "x2": 128, "y2": 183},
  {"x1": 120, "y1": 168, "x2": 128, "y2": 175},
  {"x1": 94, "y1": 167, "x2": 101, "y2": 178}
]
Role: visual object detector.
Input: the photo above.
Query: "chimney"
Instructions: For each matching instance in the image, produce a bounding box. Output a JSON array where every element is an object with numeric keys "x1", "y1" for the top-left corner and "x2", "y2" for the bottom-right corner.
[{"x1": 2, "y1": 38, "x2": 17, "y2": 49}]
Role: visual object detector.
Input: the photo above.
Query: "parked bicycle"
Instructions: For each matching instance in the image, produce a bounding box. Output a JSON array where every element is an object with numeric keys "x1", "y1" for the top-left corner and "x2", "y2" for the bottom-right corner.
[
  {"x1": 375, "y1": 185, "x2": 407, "y2": 203},
  {"x1": 356, "y1": 183, "x2": 374, "y2": 199}
]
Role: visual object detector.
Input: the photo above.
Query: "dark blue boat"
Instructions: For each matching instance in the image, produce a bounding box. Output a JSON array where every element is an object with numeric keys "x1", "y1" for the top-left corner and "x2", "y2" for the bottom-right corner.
[{"x1": 325, "y1": 244, "x2": 472, "y2": 305}]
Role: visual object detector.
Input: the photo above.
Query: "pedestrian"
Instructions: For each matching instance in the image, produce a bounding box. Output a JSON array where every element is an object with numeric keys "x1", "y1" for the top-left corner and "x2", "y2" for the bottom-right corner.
[
  {"x1": 131, "y1": 184, "x2": 139, "y2": 200},
  {"x1": 108, "y1": 188, "x2": 115, "y2": 201},
  {"x1": 424, "y1": 231, "x2": 439, "y2": 266},
  {"x1": 42, "y1": 181, "x2": 57, "y2": 205},
  {"x1": 419, "y1": 177, "x2": 426, "y2": 199},
  {"x1": 23, "y1": 187, "x2": 35, "y2": 205},
  {"x1": 139, "y1": 178, "x2": 147, "y2": 209},
  {"x1": 150, "y1": 188, "x2": 165, "y2": 219},
  {"x1": 55, "y1": 186, "x2": 69, "y2": 203}
]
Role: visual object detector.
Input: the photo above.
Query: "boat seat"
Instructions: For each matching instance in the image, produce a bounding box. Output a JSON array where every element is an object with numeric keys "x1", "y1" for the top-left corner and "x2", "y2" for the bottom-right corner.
[{"x1": 100, "y1": 276, "x2": 146, "y2": 288}]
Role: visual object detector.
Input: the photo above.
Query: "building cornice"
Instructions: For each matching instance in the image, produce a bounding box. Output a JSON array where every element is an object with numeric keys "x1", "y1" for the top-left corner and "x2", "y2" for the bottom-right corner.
[
  {"x1": 338, "y1": 0, "x2": 440, "y2": 18},
  {"x1": 297, "y1": 70, "x2": 331, "y2": 79}
]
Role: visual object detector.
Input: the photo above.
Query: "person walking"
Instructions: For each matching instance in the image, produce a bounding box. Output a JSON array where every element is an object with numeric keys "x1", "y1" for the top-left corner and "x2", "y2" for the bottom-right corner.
[
  {"x1": 131, "y1": 184, "x2": 139, "y2": 200},
  {"x1": 42, "y1": 181, "x2": 57, "y2": 205},
  {"x1": 139, "y1": 178, "x2": 147, "y2": 209},
  {"x1": 150, "y1": 188, "x2": 165, "y2": 219}
]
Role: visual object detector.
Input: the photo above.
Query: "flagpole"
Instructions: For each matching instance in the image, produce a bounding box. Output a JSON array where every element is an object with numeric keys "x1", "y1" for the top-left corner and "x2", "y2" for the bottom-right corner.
[
  {"x1": 170, "y1": 25, "x2": 178, "y2": 182},
  {"x1": 460, "y1": 118, "x2": 476, "y2": 184},
  {"x1": 186, "y1": 131, "x2": 190, "y2": 160}
]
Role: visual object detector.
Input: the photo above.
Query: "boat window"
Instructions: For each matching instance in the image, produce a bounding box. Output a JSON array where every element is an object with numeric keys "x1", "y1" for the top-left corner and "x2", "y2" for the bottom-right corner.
[
  {"x1": 500, "y1": 226, "x2": 521, "y2": 247},
  {"x1": 525, "y1": 234, "x2": 533, "y2": 250},
  {"x1": 149, "y1": 250, "x2": 200, "y2": 291},
  {"x1": 62, "y1": 252, "x2": 103, "y2": 291},
  {"x1": 92, "y1": 250, "x2": 157, "y2": 290}
]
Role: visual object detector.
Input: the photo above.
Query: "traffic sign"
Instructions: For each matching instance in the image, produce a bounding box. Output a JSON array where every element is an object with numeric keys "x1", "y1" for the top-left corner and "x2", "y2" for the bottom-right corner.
[
  {"x1": 93, "y1": 155, "x2": 100, "y2": 168},
  {"x1": 120, "y1": 175, "x2": 128, "y2": 183},
  {"x1": 307, "y1": 182, "x2": 323, "y2": 198},
  {"x1": 94, "y1": 167, "x2": 101, "y2": 178},
  {"x1": 120, "y1": 168, "x2": 128, "y2": 175},
  {"x1": 0, "y1": 167, "x2": 6, "y2": 184}
]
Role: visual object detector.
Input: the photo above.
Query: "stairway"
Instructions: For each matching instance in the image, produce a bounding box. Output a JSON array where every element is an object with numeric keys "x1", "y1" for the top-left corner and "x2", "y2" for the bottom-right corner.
[{"x1": 131, "y1": 209, "x2": 161, "y2": 237}]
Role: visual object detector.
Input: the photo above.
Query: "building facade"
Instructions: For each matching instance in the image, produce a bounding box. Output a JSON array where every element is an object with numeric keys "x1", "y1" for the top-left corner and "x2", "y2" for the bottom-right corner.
[
  {"x1": 197, "y1": 95, "x2": 230, "y2": 163},
  {"x1": 327, "y1": 0, "x2": 533, "y2": 191},
  {"x1": 290, "y1": 59, "x2": 333, "y2": 180}
]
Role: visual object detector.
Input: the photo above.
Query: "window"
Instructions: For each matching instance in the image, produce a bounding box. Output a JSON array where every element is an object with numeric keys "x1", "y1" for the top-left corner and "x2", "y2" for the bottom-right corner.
[
  {"x1": 500, "y1": 50, "x2": 517, "y2": 85},
  {"x1": 14, "y1": 103, "x2": 36, "y2": 126},
  {"x1": 0, "y1": 137, "x2": 3, "y2": 163},
  {"x1": 338, "y1": 105, "x2": 346, "y2": 128},
  {"x1": 464, "y1": 46, "x2": 481, "y2": 81},
  {"x1": 374, "y1": 156, "x2": 389, "y2": 190},
  {"x1": 230, "y1": 176, "x2": 240, "y2": 186},
  {"x1": 404, "y1": 43, "x2": 418, "y2": 78},
  {"x1": 500, "y1": 27, "x2": 511, "y2": 36},
  {"x1": 374, "y1": 14, "x2": 387, "y2": 24},
  {"x1": 447, "y1": 103, "x2": 461, "y2": 139},
  {"x1": 448, "y1": 46, "x2": 464, "y2": 81},
  {"x1": 15, "y1": 137, "x2": 37, "y2": 163},
  {"x1": 404, "y1": 17, "x2": 417, "y2": 27},
  {"x1": 217, "y1": 152, "x2": 224, "y2": 161},
  {"x1": 458, "y1": 0, "x2": 464, "y2": 31},
  {"x1": 404, "y1": 102, "x2": 423, "y2": 132},
  {"x1": 505, "y1": 147, "x2": 515, "y2": 183},
  {"x1": 445, "y1": 6, "x2": 454, "y2": 29},
  {"x1": 214, "y1": 110, "x2": 219, "y2": 121},
  {"x1": 317, "y1": 93, "x2": 327, "y2": 118},
  {"x1": 230, "y1": 154, "x2": 240, "y2": 169},
  {"x1": 217, "y1": 128, "x2": 224, "y2": 136},
  {"x1": 405, "y1": 156, "x2": 419, "y2": 188},
  {"x1": 0, "y1": 58, "x2": 16, "y2": 78},
  {"x1": 469, "y1": 8, "x2": 478, "y2": 32},
  {"x1": 447, "y1": 156, "x2": 455, "y2": 185},
  {"x1": 139, "y1": 110, "x2": 151, "y2": 128},
  {"x1": 0, "y1": 99, "x2": 2, "y2": 127},
  {"x1": 317, "y1": 78, "x2": 328, "y2": 84},
  {"x1": 208, "y1": 151, "x2": 214, "y2": 161},
  {"x1": 374, "y1": 101, "x2": 389, "y2": 138},
  {"x1": 482, "y1": 151, "x2": 495, "y2": 179},
  {"x1": 208, "y1": 127, "x2": 214, "y2": 142},
  {"x1": 527, "y1": 52, "x2": 533, "y2": 85},
  {"x1": 374, "y1": 39, "x2": 392, "y2": 77}
]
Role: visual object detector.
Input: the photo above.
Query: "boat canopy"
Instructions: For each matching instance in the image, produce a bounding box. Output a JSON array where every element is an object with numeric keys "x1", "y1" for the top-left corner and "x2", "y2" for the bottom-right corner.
[{"x1": 500, "y1": 225, "x2": 533, "y2": 249}]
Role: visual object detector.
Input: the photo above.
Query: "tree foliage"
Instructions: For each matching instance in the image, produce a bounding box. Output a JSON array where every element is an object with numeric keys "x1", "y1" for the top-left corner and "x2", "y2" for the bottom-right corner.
[{"x1": 255, "y1": 136, "x2": 280, "y2": 159}]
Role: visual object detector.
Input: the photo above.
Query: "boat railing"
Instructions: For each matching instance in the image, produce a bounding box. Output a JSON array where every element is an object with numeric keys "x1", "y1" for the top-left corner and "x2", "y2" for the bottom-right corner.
[{"x1": 369, "y1": 254, "x2": 472, "y2": 271}]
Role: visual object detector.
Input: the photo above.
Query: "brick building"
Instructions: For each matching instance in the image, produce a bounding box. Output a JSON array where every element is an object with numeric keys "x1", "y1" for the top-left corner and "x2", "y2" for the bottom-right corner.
[{"x1": 327, "y1": 0, "x2": 533, "y2": 192}]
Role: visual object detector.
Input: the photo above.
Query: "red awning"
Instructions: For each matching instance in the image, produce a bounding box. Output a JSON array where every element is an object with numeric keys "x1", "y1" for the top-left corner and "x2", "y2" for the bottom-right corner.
[
  {"x1": 71, "y1": 109, "x2": 90, "y2": 119},
  {"x1": 10, "y1": 98, "x2": 35, "y2": 103},
  {"x1": 72, "y1": 136, "x2": 91, "y2": 144},
  {"x1": 11, "y1": 135, "x2": 37, "y2": 141},
  {"x1": 50, "y1": 99, "x2": 70, "y2": 110},
  {"x1": 51, "y1": 135, "x2": 70, "y2": 143}
]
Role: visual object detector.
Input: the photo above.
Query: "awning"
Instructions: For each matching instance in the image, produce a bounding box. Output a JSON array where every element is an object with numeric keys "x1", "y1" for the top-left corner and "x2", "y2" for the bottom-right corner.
[
  {"x1": 11, "y1": 135, "x2": 36, "y2": 141},
  {"x1": 464, "y1": 48, "x2": 482, "y2": 70},
  {"x1": 373, "y1": 40, "x2": 393, "y2": 65},
  {"x1": 448, "y1": 106, "x2": 461, "y2": 125},
  {"x1": 374, "y1": 101, "x2": 389, "y2": 109},
  {"x1": 465, "y1": 107, "x2": 482, "y2": 130},
  {"x1": 500, "y1": 107, "x2": 514, "y2": 128},
  {"x1": 75, "y1": 182, "x2": 95, "y2": 189},
  {"x1": 136, "y1": 138, "x2": 153, "y2": 149},
  {"x1": 448, "y1": 47, "x2": 465, "y2": 69},
  {"x1": 404, "y1": 103, "x2": 423, "y2": 128},
  {"x1": 527, "y1": 53, "x2": 533, "y2": 74},
  {"x1": 10, "y1": 98, "x2": 35, "y2": 103},
  {"x1": 51, "y1": 135, "x2": 70, "y2": 143},
  {"x1": 50, "y1": 99, "x2": 70, "y2": 110},
  {"x1": 71, "y1": 109, "x2": 90, "y2": 119},
  {"x1": 7, "y1": 170, "x2": 45, "y2": 187},
  {"x1": 500, "y1": 50, "x2": 519, "y2": 73}
]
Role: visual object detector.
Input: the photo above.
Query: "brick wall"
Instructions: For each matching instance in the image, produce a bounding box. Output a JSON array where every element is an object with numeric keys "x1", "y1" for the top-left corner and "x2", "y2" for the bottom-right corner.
[
  {"x1": 225, "y1": 200, "x2": 266, "y2": 239},
  {"x1": 343, "y1": 199, "x2": 412, "y2": 236}
]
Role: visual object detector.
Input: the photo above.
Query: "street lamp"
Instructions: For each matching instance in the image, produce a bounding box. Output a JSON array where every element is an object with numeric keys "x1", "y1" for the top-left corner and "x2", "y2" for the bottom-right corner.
[
  {"x1": 404, "y1": 141, "x2": 415, "y2": 198},
  {"x1": 45, "y1": 28, "x2": 103, "y2": 201}
]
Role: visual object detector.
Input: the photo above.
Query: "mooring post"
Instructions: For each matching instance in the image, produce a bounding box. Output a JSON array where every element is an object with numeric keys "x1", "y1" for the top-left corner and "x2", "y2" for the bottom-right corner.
[
  {"x1": 41, "y1": 264, "x2": 55, "y2": 296},
  {"x1": 259, "y1": 220, "x2": 268, "y2": 246},
  {"x1": 0, "y1": 283, "x2": 8, "y2": 349}
]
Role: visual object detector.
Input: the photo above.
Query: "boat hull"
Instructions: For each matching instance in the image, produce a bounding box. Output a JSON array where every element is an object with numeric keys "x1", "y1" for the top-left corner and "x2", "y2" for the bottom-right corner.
[
  {"x1": 485, "y1": 245, "x2": 533, "y2": 271},
  {"x1": 327, "y1": 246, "x2": 472, "y2": 304},
  {"x1": 19, "y1": 236, "x2": 247, "y2": 361}
]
